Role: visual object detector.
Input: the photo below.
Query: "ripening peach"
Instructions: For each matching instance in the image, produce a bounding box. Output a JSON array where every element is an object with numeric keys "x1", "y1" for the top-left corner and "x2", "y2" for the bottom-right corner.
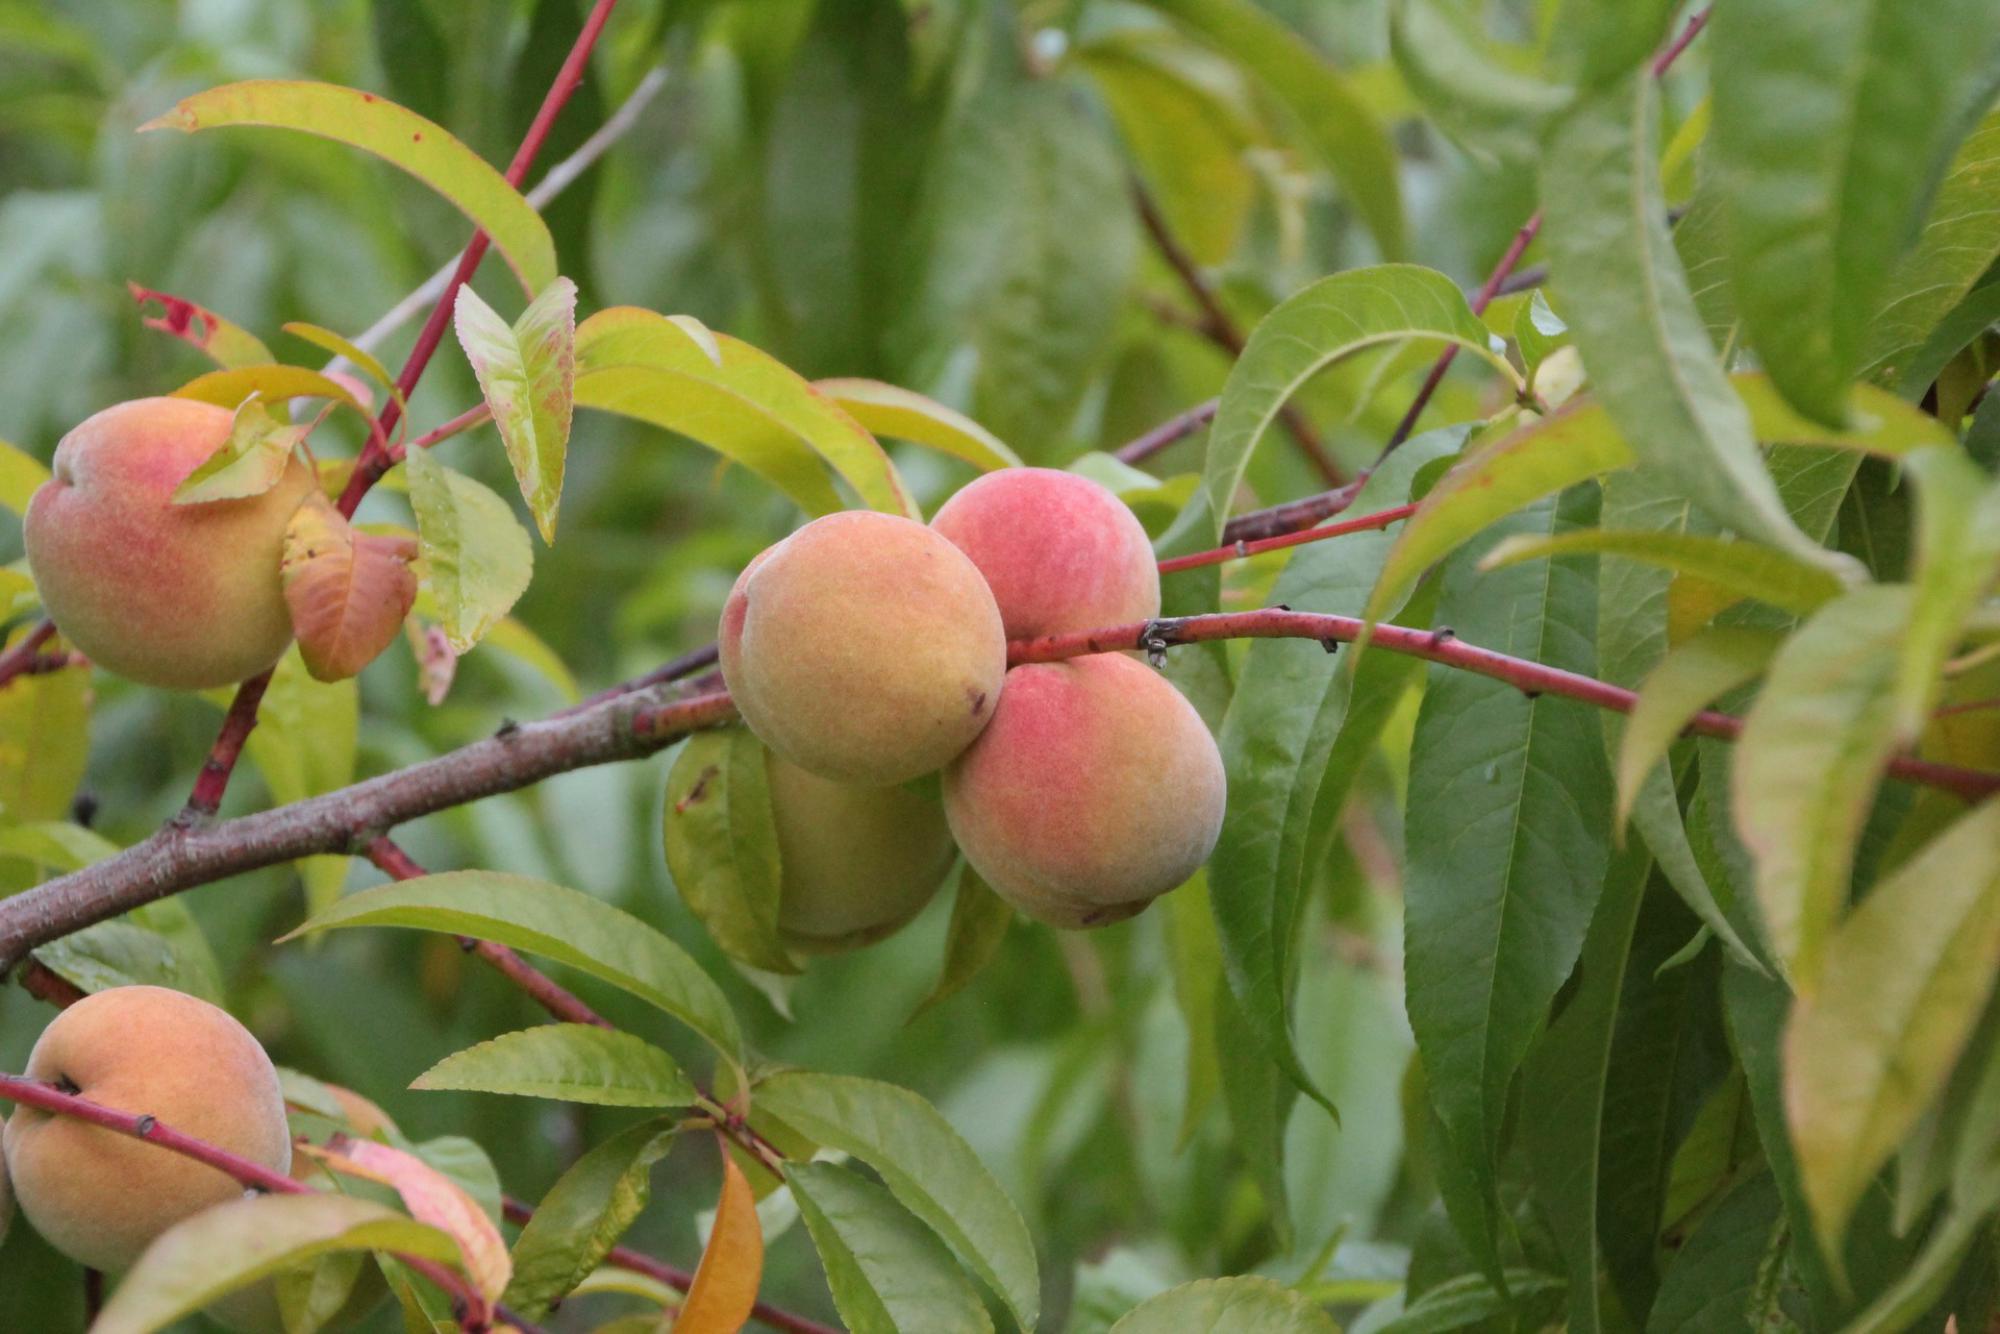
[
  {"x1": 23, "y1": 397, "x2": 315, "y2": 689},
  {"x1": 930, "y1": 468, "x2": 1159, "y2": 639},
  {"x1": 4, "y1": 986, "x2": 292, "y2": 1273},
  {"x1": 720, "y1": 511, "x2": 1007, "y2": 784},
  {"x1": 767, "y1": 753, "x2": 957, "y2": 951},
  {"x1": 944, "y1": 653, "x2": 1225, "y2": 928}
]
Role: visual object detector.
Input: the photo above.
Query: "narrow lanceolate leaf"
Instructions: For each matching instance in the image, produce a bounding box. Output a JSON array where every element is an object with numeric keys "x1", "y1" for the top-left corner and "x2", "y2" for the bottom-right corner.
[
  {"x1": 173, "y1": 365, "x2": 370, "y2": 417},
  {"x1": 1137, "y1": 0, "x2": 1405, "y2": 259},
  {"x1": 1647, "y1": 1174, "x2": 1786, "y2": 1334},
  {"x1": 286, "y1": 871, "x2": 742, "y2": 1062},
  {"x1": 92, "y1": 1194, "x2": 457, "y2": 1334},
  {"x1": 1389, "y1": 0, "x2": 1567, "y2": 168},
  {"x1": 788, "y1": 1161, "x2": 993, "y2": 1334},
  {"x1": 404, "y1": 445, "x2": 533, "y2": 653},
  {"x1": 412, "y1": 1025, "x2": 695, "y2": 1108},
  {"x1": 142, "y1": 81, "x2": 556, "y2": 294},
  {"x1": 1364, "y1": 375, "x2": 1946, "y2": 626},
  {"x1": 172, "y1": 399, "x2": 306, "y2": 504},
  {"x1": 282, "y1": 321, "x2": 398, "y2": 393},
  {"x1": 1549, "y1": 0, "x2": 1678, "y2": 88},
  {"x1": 281, "y1": 492, "x2": 419, "y2": 682},
  {"x1": 1204, "y1": 264, "x2": 1514, "y2": 539},
  {"x1": 1711, "y1": 0, "x2": 2000, "y2": 423},
  {"x1": 504, "y1": 1117, "x2": 677, "y2": 1318},
  {"x1": 1481, "y1": 530, "x2": 1843, "y2": 620},
  {"x1": 754, "y1": 1072, "x2": 1038, "y2": 1330},
  {"x1": 661, "y1": 730, "x2": 796, "y2": 975},
  {"x1": 815, "y1": 378, "x2": 1021, "y2": 472},
  {"x1": 302, "y1": 1136, "x2": 510, "y2": 1301},
  {"x1": 1405, "y1": 489, "x2": 1610, "y2": 1274},
  {"x1": 1864, "y1": 105, "x2": 2000, "y2": 386},
  {"x1": 1211, "y1": 431, "x2": 1459, "y2": 1109},
  {"x1": 576, "y1": 307, "x2": 912, "y2": 517},
  {"x1": 1896, "y1": 449, "x2": 2000, "y2": 737},
  {"x1": 916, "y1": 867, "x2": 1014, "y2": 1018},
  {"x1": 1542, "y1": 73, "x2": 1824, "y2": 566},
  {"x1": 675, "y1": 1148, "x2": 763, "y2": 1334},
  {"x1": 454, "y1": 278, "x2": 576, "y2": 543},
  {"x1": 1733, "y1": 586, "x2": 1915, "y2": 991},
  {"x1": 1374, "y1": 1271, "x2": 1566, "y2": 1334},
  {"x1": 129, "y1": 282, "x2": 275, "y2": 368},
  {"x1": 1109, "y1": 1276, "x2": 1338, "y2": 1333},
  {"x1": 1616, "y1": 627, "x2": 1782, "y2": 830},
  {"x1": 1785, "y1": 800, "x2": 2000, "y2": 1260}
]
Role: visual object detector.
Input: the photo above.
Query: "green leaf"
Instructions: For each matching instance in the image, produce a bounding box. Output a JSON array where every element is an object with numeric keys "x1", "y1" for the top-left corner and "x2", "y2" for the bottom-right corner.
[
  {"x1": 1205, "y1": 264, "x2": 1514, "y2": 540},
  {"x1": 753, "y1": 1071, "x2": 1038, "y2": 1329},
  {"x1": 172, "y1": 365, "x2": 370, "y2": 418},
  {"x1": 1548, "y1": 0, "x2": 1678, "y2": 88},
  {"x1": 31, "y1": 917, "x2": 220, "y2": 1002},
  {"x1": 454, "y1": 278, "x2": 576, "y2": 543},
  {"x1": 1137, "y1": 0, "x2": 1405, "y2": 259},
  {"x1": 91, "y1": 1193, "x2": 458, "y2": 1334},
  {"x1": 143, "y1": 80, "x2": 556, "y2": 295},
  {"x1": 1863, "y1": 105, "x2": 2000, "y2": 386},
  {"x1": 1895, "y1": 449, "x2": 2000, "y2": 737},
  {"x1": 1481, "y1": 529, "x2": 1844, "y2": 620},
  {"x1": 1648, "y1": 1173, "x2": 1785, "y2": 1334},
  {"x1": 1615, "y1": 626, "x2": 1782, "y2": 831},
  {"x1": 0, "y1": 629, "x2": 89, "y2": 822},
  {"x1": 576, "y1": 307, "x2": 906, "y2": 516},
  {"x1": 0, "y1": 436, "x2": 51, "y2": 515},
  {"x1": 1215, "y1": 981, "x2": 1297, "y2": 1244},
  {"x1": 813, "y1": 378, "x2": 1020, "y2": 472},
  {"x1": 1364, "y1": 374, "x2": 1946, "y2": 626},
  {"x1": 1733, "y1": 586, "x2": 1915, "y2": 989},
  {"x1": 1164, "y1": 871, "x2": 1223, "y2": 1147},
  {"x1": 1375, "y1": 1270, "x2": 1565, "y2": 1334},
  {"x1": 1109, "y1": 1275, "x2": 1338, "y2": 1333},
  {"x1": 1542, "y1": 73, "x2": 1826, "y2": 565},
  {"x1": 1710, "y1": 0, "x2": 2000, "y2": 423},
  {"x1": 412, "y1": 1025, "x2": 696, "y2": 1108},
  {"x1": 1404, "y1": 486, "x2": 1610, "y2": 1275},
  {"x1": 404, "y1": 445, "x2": 534, "y2": 654},
  {"x1": 240, "y1": 647, "x2": 358, "y2": 918},
  {"x1": 503, "y1": 1117, "x2": 678, "y2": 1318},
  {"x1": 661, "y1": 730, "x2": 796, "y2": 975},
  {"x1": 1784, "y1": 798, "x2": 2000, "y2": 1259},
  {"x1": 1514, "y1": 292, "x2": 1570, "y2": 378},
  {"x1": 915, "y1": 866, "x2": 1014, "y2": 1017},
  {"x1": 281, "y1": 320, "x2": 399, "y2": 395},
  {"x1": 1389, "y1": 0, "x2": 1567, "y2": 168},
  {"x1": 1211, "y1": 431, "x2": 1459, "y2": 1110},
  {"x1": 172, "y1": 399, "x2": 308, "y2": 505},
  {"x1": 787, "y1": 1161, "x2": 994, "y2": 1334},
  {"x1": 286, "y1": 871, "x2": 742, "y2": 1062}
]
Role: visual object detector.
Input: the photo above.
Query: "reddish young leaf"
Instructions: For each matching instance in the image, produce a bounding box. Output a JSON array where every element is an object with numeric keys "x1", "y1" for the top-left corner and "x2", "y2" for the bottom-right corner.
[
  {"x1": 282, "y1": 492, "x2": 418, "y2": 682},
  {"x1": 674, "y1": 1141, "x2": 764, "y2": 1333},
  {"x1": 299, "y1": 1133, "x2": 511, "y2": 1302},
  {"x1": 127, "y1": 282, "x2": 275, "y2": 369}
]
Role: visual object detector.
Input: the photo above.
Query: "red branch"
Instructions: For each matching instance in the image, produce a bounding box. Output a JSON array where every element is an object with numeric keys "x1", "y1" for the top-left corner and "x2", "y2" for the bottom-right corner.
[
  {"x1": 1009, "y1": 610, "x2": 2000, "y2": 803},
  {"x1": 1160, "y1": 502, "x2": 1417, "y2": 574},
  {"x1": 0, "y1": 1073, "x2": 488, "y2": 1325}
]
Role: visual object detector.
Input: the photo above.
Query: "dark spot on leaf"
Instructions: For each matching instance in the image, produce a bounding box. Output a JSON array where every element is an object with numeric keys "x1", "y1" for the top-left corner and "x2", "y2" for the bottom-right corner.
[{"x1": 674, "y1": 766, "x2": 720, "y2": 813}]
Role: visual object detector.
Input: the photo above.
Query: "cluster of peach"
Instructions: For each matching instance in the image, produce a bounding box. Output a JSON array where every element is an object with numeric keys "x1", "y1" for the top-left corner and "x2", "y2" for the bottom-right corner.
[
  {"x1": 2, "y1": 985, "x2": 387, "y2": 1331},
  {"x1": 716, "y1": 468, "x2": 1226, "y2": 942}
]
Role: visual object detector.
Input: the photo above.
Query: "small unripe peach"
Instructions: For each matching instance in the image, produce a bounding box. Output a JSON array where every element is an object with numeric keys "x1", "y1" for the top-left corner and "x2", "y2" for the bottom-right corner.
[
  {"x1": 767, "y1": 753, "x2": 957, "y2": 952},
  {"x1": 944, "y1": 653, "x2": 1225, "y2": 928},
  {"x1": 930, "y1": 468, "x2": 1159, "y2": 639},
  {"x1": 720, "y1": 511, "x2": 1006, "y2": 784},
  {"x1": 4, "y1": 985, "x2": 292, "y2": 1273},
  {"x1": 24, "y1": 397, "x2": 315, "y2": 689}
]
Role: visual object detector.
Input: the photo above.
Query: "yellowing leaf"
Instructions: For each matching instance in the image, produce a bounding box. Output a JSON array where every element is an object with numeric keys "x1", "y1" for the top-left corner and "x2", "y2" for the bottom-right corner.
[
  {"x1": 172, "y1": 365, "x2": 371, "y2": 417},
  {"x1": 404, "y1": 446, "x2": 533, "y2": 653},
  {"x1": 281, "y1": 492, "x2": 419, "y2": 681},
  {"x1": 814, "y1": 379, "x2": 1021, "y2": 472},
  {"x1": 454, "y1": 278, "x2": 576, "y2": 543},
  {"x1": 128, "y1": 281, "x2": 275, "y2": 369},
  {"x1": 282, "y1": 321, "x2": 398, "y2": 395},
  {"x1": 173, "y1": 399, "x2": 309, "y2": 505},
  {"x1": 142, "y1": 81, "x2": 555, "y2": 295},
  {"x1": 301, "y1": 1135, "x2": 511, "y2": 1302},
  {"x1": 0, "y1": 437, "x2": 52, "y2": 516},
  {"x1": 674, "y1": 1146, "x2": 763, "y2": 1334}
]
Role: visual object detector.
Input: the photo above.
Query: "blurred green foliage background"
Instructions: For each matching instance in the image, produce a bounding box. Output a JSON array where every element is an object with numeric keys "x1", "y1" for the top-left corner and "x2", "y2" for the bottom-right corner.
[{"x1": 0, "y1": 0, "x2": 1565, "y2": 1326}]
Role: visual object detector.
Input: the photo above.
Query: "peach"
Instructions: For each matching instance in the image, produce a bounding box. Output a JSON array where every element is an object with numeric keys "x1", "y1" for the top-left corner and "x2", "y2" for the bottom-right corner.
[
  {"x1": 930, "y1": 468, "x2": 1159, "y2": 639},
  {"x1": 720, "y1": 510, "x2": 1007, "y2": 784},
  {"x1": 767, "y1": 752, "x2": 957, "y2": 951},
  {"x1": 23, "y1": 397, "x2": 315, "y2": 689},
  {"x1": 944, "y1": 653, "x2": 1225, "y2": 927},
  {"x1": 4, "y1": 985, "x2": 292, "y2": 1273}
]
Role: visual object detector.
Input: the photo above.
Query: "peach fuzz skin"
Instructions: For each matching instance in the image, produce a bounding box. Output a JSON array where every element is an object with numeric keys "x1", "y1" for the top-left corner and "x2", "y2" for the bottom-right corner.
[
  {"x1": 24, "y1": 397, "x2": 315, "y2": 690},
  {"x1": 944, "y1": 653, "x2": 1225, "y2": 929},
  {"x1": 930, "y1": 467, "x2": 1160, "y2": 639},
  {"x1": 720, "y1": 511, "x2": 1007, "y2": 785},
  {"x1": 3, "y1": 985, "x2": 292, "y2": 1274}
]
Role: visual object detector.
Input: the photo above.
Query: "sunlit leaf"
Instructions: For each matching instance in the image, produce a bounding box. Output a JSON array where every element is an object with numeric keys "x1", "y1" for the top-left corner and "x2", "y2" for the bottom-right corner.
[
  {"x1": 281, "y1": 491, "x2": 418, "y2": 682},
  {"x1": 171, "y1": 365, "x2": 371, "y2": 417},
  {"x1": 1481, "y1": 529, "x2": 1843, "y2": 620},
  {"x1": 404, "y1": 446, "x2": 533, "y2": 654},
  {"x1": 281, "y1": 321, "x2": 397, "y2": 394},
  {"x1": 413, "y1": 1025, "x2": 695, "y2": 1108},
  {"x1": 0, "y1": 624, "x2": 89, "y2": 822},
  {"x1": 674, "y1": 1147, "x2": 762, "y2": 1334},
  {"x1": 0, "y1": 437, "x2": 50, "y2": 516},
  {"x1": 142, "y1": 80, "x2": 556, "y2": 294},
  {"x1": 454, "y1": 278, "x2": 576, "y2": 543},
  {"x1": 1616, "y1": 626, "x2": 1782, "y2": 831},
  {"x1": 171, "y1": 399, "x2": 308, "y2": 505},
  {"x1": 814, "y1": 378, "x2": 1020, "y2": 472}
]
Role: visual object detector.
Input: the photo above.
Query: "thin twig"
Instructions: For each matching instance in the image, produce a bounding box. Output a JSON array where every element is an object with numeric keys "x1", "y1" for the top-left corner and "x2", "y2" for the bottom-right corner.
[
  {"x1": 1159, "y1": 502, "x2": 1417, "y2": 574},
  {"x1": 1113, "y1": 397, "x2": 1219, "y2": 466}
]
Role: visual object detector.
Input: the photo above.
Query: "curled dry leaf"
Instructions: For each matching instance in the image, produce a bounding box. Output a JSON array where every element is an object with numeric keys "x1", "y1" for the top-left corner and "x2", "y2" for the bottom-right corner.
[
  {"x1": 674, "y1": 1141, "x2": 764, "y2": 1333},
  {"x1": 298, "y1": 1133, "x2": 512, "y2": 1303},
  {"x1": 282, "y1": 491, "x2": 418, "y2": 682}
]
